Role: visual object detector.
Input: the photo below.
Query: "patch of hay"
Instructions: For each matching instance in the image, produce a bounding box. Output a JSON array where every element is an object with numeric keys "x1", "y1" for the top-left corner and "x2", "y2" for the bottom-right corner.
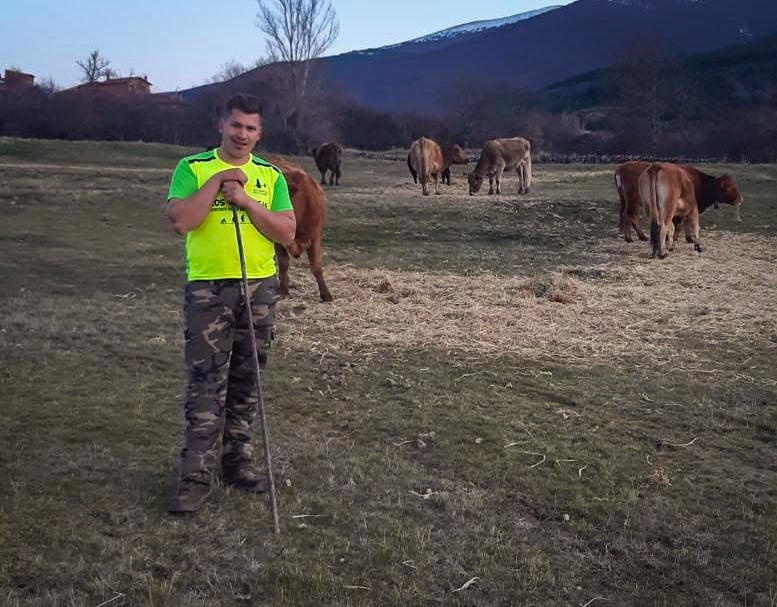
[{"x1": 276, "y1": 231, "x2": 777, "y2": 378}]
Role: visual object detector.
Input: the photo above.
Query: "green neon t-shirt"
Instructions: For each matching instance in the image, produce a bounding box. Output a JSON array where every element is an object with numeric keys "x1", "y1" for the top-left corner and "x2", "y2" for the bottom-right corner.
[{"x1": 168, "y1": 149, "x2": 293, "y2": 281}]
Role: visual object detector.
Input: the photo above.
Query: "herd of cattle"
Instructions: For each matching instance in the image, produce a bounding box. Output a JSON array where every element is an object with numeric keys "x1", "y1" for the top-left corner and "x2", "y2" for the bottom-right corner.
[{"x1": 273, "y1": 138, "x2": 744, "y2": 301}]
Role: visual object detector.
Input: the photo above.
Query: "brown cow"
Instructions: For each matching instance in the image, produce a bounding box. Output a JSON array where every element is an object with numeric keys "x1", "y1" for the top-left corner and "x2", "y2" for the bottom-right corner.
[
  {"x1": 617, "y1": 162, "x2": 744, "y2": 245},
  {"x1": 639, "y1": 162, "x2": 743, "y2": 258},
  {"x1": 311, "y1": 142, "x2": 343, "y2": 186},
  {"x1": 408, "y1": 137, "x2": 444, "y2": 196},
  {"x1": 265, "y1": 154, "x2": 333, "y2": 301},
  {"x1": 467, "y1": 137, "x2": 532, "y2": 196},
  {"x1": 615, "y1": 160, "x2": 650, "y2": 242},
  {"x1": 407, "y1": 143, "x2": 469, "y2": 186}
]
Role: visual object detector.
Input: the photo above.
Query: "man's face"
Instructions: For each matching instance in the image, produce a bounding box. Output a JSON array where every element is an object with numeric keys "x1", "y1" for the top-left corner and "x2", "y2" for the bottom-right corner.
[{"x1": 219, "y1": 109, "x2": 262, "y2": 158}]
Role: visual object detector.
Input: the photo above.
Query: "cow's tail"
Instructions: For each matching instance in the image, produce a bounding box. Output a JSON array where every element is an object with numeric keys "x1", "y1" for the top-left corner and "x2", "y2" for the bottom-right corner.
[
  {"x1": 648, "y1": 164, "x2": 661, "y2": 255},
  {"x1": 418, "y1": 138, "x2": 427, "y2": 184}
]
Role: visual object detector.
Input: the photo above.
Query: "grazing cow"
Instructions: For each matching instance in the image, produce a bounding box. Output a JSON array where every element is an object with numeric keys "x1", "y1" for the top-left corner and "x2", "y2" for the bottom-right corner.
[
  {"x1": 408, "y1": 137, "x2": 445, "y2": 195},
  {"x1": 467, "y1": 137, "x2": 532, "y2": 196},
  {"x1": 639, "y1": 163, "x2": 743, "y2": 258},
  {"x1": 407, "y1": 142, "x2": 468, "y2": 186},
  {"x1": 311, "y1": 142, "x2": 343, "y2": 186},
  {"x1": 440, "y1": 144, "x2": 470, "y2": 185},
  {"x1": 265, "y1": 154, "x2": 333, "y2": 301},
  {"x1": 615, "y1": 160, "x2": 651, "y2": 242}
]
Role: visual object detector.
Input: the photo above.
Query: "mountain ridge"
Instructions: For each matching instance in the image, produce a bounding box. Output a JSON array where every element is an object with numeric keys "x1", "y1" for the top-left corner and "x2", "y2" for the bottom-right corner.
[{"x1": 179, "y1": 0, "x2": 777, "y2": 116}]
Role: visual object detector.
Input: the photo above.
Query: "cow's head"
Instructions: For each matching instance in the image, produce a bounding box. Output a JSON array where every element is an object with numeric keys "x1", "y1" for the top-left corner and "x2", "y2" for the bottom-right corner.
[
  {"x1": 449, "y1": 144, "x2": 469, "y2": 165},
  {"x1": 715, "y1": 174, "x2": 743, "y2": 206},
  {"x1": 467, "y1": 172, "x2": 483, "y2": 195}
]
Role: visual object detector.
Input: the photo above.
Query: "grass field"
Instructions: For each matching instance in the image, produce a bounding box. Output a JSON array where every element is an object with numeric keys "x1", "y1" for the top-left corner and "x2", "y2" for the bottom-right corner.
[{"x1": 1, "y1": 137, "x2": 776, "y2": 606}]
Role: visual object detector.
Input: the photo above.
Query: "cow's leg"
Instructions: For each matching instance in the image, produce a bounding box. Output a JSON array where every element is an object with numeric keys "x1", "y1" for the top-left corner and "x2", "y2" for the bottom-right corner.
[
  {"x1": 623, "y1": 193, "x2": 647, "y2": 241},
  {"x1": 335, "y1": 165, "x2": 341, "y2": 185},
  {"x1": 421, "y1": 173, "x2": 429, "y2": 196},
  {"x1": 306, "y1": 237, "x2": 333, "y2": 302},
  {"x1": 689, "y1": 212, "x2": 702, "y2": 253},
  {"x1": 495, "y1": 168, "x2": 504, "y2": 195},
  {"x1": 434, "y1": 170, "x2": 441, "y2": 195},
  {"x1": 667, "y1": 221, "x2": 676, "y2": 252},
  {"x1": 329, "y1": 169, "x2": 335, "y2": 186},
  {"x1": 275, "y1": 244, "x2": 291, "y2": 297},
  {"x1": 617, "y1": 187, "x2": 632, "y2": 241},
  {"x1": 625, "y1": 211, "x2": 646, "y2": 242},
  {"x1": 488, "y1": 174, "x2": 494, "y2": 195},
  {"x1": 657, "y1": 220, "x2": 670, "y2": 259},
  {"x1": 517, "y1": 163, "x2": 525, "y2": 194},
  {"x1": 683, "y1": 219, "x2": 694, "y2": 244},
  {"x1": 523, "y1": 153, "x2": 532, "y2": 193},
  {"x1": 623, "y1": 222, "x2": 634, "y2": 243},
  {"x1": 319, "y1": 170, "x2": 327, "y2": 185},
  {"x1": 633, "y1": 221, "x2": 648, "y2": 242}
]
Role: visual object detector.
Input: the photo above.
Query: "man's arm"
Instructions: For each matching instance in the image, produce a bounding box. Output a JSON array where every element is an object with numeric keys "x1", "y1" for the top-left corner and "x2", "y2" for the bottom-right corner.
[
  {"x1": 222, "y1": 180, "x2": 297, "y2": 246},
  {"x1": 166, "y1": 168, "x2": 246, "y2": 235}
]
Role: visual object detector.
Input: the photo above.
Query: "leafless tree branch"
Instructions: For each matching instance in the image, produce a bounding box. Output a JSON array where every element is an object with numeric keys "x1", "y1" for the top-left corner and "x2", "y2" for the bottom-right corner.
[
  {"x1": 76, "y1": 49, "x2": 111, "y2": 83},
  {"x1": 256, "y1": 0, "x2": 339, "y2": 128}
]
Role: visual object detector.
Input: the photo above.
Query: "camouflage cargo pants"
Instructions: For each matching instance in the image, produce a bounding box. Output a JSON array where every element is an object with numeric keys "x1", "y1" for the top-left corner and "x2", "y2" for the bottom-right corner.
[{"x1": 177, "y1": 278, "x2": 279, "y2": 485}]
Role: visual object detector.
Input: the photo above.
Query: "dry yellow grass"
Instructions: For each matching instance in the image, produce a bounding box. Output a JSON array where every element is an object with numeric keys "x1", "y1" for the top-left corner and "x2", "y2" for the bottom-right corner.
[{"x1": 277, "y1": 231, "x2": 777, "y2": 384}]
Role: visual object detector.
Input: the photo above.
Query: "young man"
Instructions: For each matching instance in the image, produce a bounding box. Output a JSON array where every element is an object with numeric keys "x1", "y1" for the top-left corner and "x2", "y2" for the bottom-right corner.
[{"x1": 166, "y1": 93, "x2": 296, "y2": 513}]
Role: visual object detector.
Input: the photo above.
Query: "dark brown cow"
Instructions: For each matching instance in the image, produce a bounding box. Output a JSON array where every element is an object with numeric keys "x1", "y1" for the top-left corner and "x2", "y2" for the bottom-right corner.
[
  {"x1": 408, "y1": 137, "x2": 445, "y2": 195},
  {"x1": 467, "y1": 137, "x2": 532, "y2": 196},
  {"x1": 265, "y1": 154, "x2": 332, "y2": 301},
  {"x1": 311, "y1": 142, "x2": 343, "y2": 186},
  {"x1": 407, "y1": 151, "x2": 418, "y2": 184},
  {"x1": 615, "y1": 160, "x2": 650, "y2": 242},
  {"x1": 639, "y1": 162, "x2": 743, "y2": 258},
  {"x1": 440, "y1": 144, "x2": 469, "y2": 185},
  {"x1": 407, "y1": 143, "x2": 469, "y2": 186}
]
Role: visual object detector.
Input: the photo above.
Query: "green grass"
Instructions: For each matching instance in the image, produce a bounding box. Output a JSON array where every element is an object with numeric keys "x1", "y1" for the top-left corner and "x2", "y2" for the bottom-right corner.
[
  {"x1": 0, "y1": 136, "x2": 198, "y2": 168},
  {"x1": 1, "y1": 141, "x2": 776, "y2": 606}
]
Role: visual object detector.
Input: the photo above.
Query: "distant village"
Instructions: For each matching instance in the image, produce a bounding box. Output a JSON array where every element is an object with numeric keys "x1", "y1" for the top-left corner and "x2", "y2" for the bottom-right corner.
[{"x1": 0, "y1": 67, "x2": 183, "y2": 106}]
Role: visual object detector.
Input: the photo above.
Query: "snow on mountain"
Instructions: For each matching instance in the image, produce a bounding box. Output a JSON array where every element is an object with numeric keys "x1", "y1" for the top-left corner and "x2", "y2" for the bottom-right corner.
[
  {"x1": 359, "y1": 6, "x2": 561, "y2": 55},
  {"x1": 405, "y1": 6, "x2": 562, "y2": 44}
]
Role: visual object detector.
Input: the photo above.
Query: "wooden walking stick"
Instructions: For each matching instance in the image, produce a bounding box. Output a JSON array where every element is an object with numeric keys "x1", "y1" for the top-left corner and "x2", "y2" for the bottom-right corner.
[{"x1": 231, "y1": 205, "x2": 280, "y2": 535}]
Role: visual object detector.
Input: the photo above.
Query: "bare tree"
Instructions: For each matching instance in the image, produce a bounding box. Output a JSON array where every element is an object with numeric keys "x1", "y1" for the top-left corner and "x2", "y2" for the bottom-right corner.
[
  {"x1": 76, "y1": 49, "x2": 111, "y2": 83},
  {"x1": 38, "y1": 76, "x2": 60, "y2": 95},
  {"x1": 206, "y1": 60, "x2": 242, "y2": 84},
  {"x1": 256, "y1": 0, "x2": 339, "y2": 129},
  {"x1": 207, "y1": 58, "x2": 268, "y2": 84}
]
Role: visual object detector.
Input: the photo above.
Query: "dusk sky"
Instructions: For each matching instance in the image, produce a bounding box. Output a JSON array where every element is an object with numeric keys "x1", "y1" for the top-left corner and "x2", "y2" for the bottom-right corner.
[{"x1": 1, "y1": 0, "x2": 573, "y2": 92}]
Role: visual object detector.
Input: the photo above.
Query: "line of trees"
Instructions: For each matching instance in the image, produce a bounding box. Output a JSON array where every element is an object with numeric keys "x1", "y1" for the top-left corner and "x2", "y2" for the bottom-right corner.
[
  {"x1": 3, "y1": 71, "x2": 775, "y2": 161},
  {"x1": 2, "y1": 1, "x2": 776, "y2": 161}
]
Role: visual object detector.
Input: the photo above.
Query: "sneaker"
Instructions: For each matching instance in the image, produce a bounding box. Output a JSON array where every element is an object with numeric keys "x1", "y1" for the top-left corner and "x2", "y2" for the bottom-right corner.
[
  {"x1": 222, "y1": 467, "x2": 268, "y2": 493},
  {"x1": 167, "y1": 480, "x2": 211, "y2": 513}
]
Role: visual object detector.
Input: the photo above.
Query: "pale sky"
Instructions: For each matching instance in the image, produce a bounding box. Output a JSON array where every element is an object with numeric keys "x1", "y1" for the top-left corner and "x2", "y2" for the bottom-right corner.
[{"x1": 1, "y1": 1, "x2": 573, "y2": 92}]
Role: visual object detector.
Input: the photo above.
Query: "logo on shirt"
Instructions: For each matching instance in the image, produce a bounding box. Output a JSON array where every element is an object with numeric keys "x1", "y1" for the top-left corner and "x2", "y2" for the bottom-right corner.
[
  {"x1": 252, "y1": 177, "x2": 268, "y2": 196},
  {"x1": 220, "y1": 214, "x2": 250, "y2": 225}
]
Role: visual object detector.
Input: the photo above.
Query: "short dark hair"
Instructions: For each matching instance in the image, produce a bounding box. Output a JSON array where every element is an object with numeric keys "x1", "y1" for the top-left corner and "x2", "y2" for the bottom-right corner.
[{"x1": 224, "y1": 93, "x2": 263, "y2": 117}]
